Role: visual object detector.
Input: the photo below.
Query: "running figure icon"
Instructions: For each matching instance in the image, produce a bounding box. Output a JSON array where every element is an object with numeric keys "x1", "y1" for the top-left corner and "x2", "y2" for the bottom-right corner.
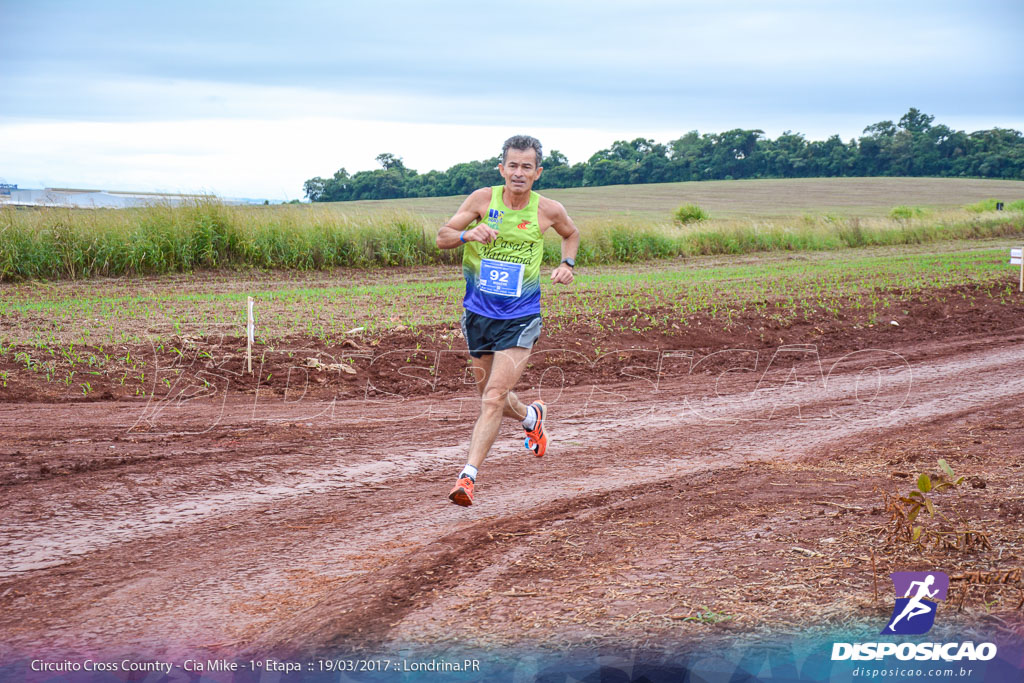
[{"x1": 885, "y1": 574, "x2": 939, "y2": 633}]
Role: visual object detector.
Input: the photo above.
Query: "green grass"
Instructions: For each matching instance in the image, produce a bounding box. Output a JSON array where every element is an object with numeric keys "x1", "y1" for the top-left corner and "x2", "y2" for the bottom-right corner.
[
  {"x1": 2, "y1": 241, "x2": 1020, "y2": 397},
  {"x1": 3, "y1": 178, "x2": 1024, "y2": 282},
  {"x1": 3, "y1": 201, "x2": 1024, "y2": 282},
  {"x1": 967, "y1": 198, "x2": 1024, "y2": 213},
  {"x1": 2, "y1": 242, "x2": 1020, "y2": 348}
]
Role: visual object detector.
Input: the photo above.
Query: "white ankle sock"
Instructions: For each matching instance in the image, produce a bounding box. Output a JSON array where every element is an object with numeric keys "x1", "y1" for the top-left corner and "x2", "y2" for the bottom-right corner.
[
  {"x1": 459, "y1": 464, "x2": 478, "y2": 482},
  {"x1": 522, "y1": 405, "x2": 538, "y2": 431}
]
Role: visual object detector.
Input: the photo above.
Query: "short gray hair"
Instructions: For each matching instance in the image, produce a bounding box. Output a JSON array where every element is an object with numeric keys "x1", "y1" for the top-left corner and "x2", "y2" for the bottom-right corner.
[{"x1": 502, "y1": 135, "x2": 543, "y2": 166}]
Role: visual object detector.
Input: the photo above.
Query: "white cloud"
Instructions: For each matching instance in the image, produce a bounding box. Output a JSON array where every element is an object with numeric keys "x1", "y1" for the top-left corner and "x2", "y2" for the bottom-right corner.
[
  {"x1": 0, "y1": 117, "x2": 682, "y2": 200},
  {"x1": 2, "y1": 1, "x2": 1020, "y2": 198},
  {"x1": 5, "y1": 105, "x2": 1021, "y2": 200}
]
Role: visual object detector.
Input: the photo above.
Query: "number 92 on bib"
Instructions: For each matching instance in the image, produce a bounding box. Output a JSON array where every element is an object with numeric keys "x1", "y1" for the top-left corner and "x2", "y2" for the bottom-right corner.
[{"x1": 478, "y1": 258, "x2": 524, "y2": 297}]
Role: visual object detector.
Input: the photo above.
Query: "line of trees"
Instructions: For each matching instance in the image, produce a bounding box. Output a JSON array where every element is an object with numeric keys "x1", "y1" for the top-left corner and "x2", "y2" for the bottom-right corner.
[{"x1": 303, "y1": 109, "x2": 1024, "y2": 202}]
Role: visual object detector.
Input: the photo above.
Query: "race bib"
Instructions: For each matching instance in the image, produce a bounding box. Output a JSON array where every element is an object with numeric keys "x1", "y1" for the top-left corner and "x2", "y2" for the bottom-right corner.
[{"x1": 478, "y1": 258, "x2": 524, "y2": 297}]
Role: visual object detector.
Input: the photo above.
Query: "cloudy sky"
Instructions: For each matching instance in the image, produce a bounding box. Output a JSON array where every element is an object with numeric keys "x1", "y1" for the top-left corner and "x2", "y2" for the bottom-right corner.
[{"x1": 1, "y1": 0, "x2": 1021, "y2": 200}]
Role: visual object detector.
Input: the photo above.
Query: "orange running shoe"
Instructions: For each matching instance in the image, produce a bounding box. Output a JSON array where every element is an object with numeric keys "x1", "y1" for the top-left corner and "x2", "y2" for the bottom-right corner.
[
  {"x1": 523, "y1": 400, "x2": 548, "y2": 457},
  {"x1": 448, "y1": 476, "x2": 474, "y2": 507}
]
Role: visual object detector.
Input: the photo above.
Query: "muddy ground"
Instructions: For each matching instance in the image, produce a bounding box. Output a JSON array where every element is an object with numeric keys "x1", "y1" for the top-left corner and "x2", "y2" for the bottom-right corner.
[{"x1": 1, "y1": 283, "x2": 1023, "y2": 668}]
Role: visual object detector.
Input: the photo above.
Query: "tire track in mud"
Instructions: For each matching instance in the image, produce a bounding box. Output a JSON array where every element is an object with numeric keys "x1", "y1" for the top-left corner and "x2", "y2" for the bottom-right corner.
[
  {"x1": 5, "y1": 336, "x2": 1024, "y2": 580},
  {"x1": 5, "y1": 335, "x2": 1021, "y2": 657},
  {"x1": 249, "y1": 339, "x2": 1024, "y2": 655}
]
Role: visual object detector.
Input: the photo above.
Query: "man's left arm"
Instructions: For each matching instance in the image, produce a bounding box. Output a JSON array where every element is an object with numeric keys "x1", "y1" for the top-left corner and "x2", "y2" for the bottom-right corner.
[{"x1": 546, "y1": 200, "x2": 580, "y2": 285}]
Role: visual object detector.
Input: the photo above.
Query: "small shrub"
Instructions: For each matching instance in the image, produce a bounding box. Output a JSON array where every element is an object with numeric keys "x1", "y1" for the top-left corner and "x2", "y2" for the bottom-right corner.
[
  {"x1": 889, "y1": 205, "x2": 929, "y2": 219},
  {"x1": 965, "y1": 198, "x2": 1001, "y2": 213},
  {"x1": 674, "y1": 204, "x2": 709, "y2": 225},
  {"x1": 884, "y1": 459, "x2": 991, "y2": 553}
]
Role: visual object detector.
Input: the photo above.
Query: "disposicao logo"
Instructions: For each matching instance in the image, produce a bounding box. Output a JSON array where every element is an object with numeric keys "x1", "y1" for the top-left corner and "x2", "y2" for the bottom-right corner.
[
  {"x1": 883, "y1": 571, "x2": 948, "y2": 635},
  {"x1": 831, "y1": 570, "x2": 997, "y2": 662}
]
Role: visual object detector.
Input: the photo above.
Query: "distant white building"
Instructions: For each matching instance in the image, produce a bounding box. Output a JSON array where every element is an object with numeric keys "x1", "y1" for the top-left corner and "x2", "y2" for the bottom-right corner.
[{"x1": 0, "y1": 185, "x2": 252, "y2": 208}]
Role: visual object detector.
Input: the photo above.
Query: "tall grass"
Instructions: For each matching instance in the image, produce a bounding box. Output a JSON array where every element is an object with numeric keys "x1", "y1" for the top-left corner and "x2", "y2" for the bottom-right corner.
[
  {"x1": 545, "y1": 209, "x2": 1024, "y2": 264},
  {"x1": 0, "y1": 201, "x2": 458, "y2": 281},
  {"x1": 2, "y1": 200, "x2": 1023, "y2": 281}
]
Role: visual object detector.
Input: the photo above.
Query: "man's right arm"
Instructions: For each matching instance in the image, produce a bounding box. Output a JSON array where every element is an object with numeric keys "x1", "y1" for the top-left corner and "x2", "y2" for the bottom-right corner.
[{"x1": 437, "y1": 188, "x2": 498, "y2": 249}]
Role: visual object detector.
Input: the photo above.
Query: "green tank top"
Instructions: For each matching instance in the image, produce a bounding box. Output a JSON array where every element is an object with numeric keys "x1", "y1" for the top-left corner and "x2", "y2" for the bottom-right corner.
[{"x1": 461, "y1": 186, "x2": 543, "y2": 319}]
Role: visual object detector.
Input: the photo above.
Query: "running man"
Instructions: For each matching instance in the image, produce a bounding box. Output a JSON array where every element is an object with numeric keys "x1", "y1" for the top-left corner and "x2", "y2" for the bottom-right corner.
[
  {"x1": 886, "y1": 574, "x2": 939, "y2": 632},
  {"x1": 436, "y1": 135, "x2": 580, "y2": 506}
]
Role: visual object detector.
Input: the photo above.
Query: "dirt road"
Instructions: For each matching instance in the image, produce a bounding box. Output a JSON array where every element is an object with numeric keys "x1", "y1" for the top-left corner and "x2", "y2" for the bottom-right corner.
[{"x1": 3, "y1": 316, "x2": 1024, "y2": 664}]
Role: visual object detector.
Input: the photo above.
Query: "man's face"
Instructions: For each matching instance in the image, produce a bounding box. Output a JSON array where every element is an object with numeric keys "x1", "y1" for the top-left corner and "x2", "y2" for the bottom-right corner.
[{"x1": 499, "y1": 147, "x2": 543, "y2": 192}]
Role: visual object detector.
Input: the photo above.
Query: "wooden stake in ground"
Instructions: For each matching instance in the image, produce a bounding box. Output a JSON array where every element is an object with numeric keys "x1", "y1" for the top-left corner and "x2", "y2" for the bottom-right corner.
[
  {"x1": 1013, "y1": 247, "x2": 1024, "y2": 293},
  {"x1": 246, "y1": 296, "x2": 255, "y2": 375}
]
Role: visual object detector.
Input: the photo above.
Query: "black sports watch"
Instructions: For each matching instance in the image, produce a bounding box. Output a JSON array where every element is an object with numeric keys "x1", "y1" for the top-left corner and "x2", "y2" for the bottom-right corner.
[{"x1": 561, "y1": 258, "x2": 575, "y2": 268}]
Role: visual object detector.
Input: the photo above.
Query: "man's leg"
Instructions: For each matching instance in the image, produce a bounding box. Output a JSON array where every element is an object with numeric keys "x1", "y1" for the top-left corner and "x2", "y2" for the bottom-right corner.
[
  {"x1": 466, "y1": 346, "x2": 532, "y2": 469},
  {"x1": 469, "y1": 354, "x2": 529, "y2": 421},
  {"x1": 449, "y1": 347, "x2": 534, "y2": 507}
]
